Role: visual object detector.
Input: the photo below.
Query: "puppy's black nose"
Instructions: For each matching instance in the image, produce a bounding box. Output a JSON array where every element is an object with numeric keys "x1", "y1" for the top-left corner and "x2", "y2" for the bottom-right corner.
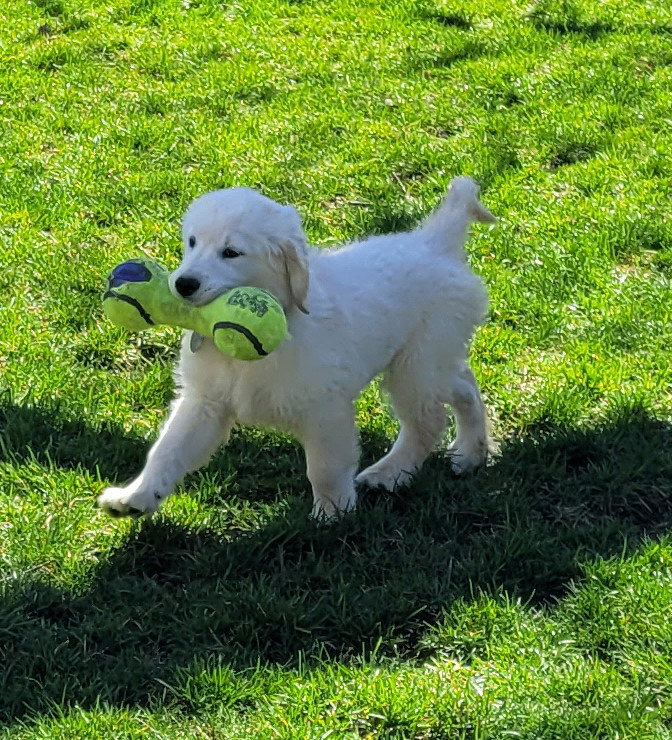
[{"x1": 175, "y1": 276, "x2": 201, "y2": 298}]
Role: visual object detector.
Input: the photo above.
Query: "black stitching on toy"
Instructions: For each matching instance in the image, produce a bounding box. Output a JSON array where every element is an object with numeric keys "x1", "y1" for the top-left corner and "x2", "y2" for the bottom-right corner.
[
  {"x1": 103, "y1": 290, "x2": 154, "y2": 325},
  {"x1": 212, "y1": 321, "x2": 268, "y2": 356}
]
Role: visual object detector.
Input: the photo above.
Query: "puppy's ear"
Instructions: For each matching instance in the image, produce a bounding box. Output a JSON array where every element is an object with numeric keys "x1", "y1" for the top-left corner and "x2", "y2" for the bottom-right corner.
[
  {"x1": 276, "y1": 235, "x2": 310, "y2": 314},
  {"x1": 271, "y1": 205, "x2": 310, "y2": 314}
]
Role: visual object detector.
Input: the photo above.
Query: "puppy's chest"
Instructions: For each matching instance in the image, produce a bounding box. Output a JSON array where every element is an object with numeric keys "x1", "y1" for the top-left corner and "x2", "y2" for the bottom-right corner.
[
  {"x1": 184, "y1": 344, "x2": 304, "y2": 429},
  {"x1": 228, "y1": 374, "x2": 299, "y2": 428}
]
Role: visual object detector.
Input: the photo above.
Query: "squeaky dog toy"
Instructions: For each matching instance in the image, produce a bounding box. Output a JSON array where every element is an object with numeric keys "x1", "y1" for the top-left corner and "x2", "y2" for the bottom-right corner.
[{"x1": 102, "y1": 257, "x2": 288, "y2": 361}]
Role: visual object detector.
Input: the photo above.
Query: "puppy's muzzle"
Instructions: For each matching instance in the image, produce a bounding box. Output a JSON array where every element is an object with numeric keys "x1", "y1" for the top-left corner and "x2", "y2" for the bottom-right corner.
[{"x1": 174, "y1": 276, "x2": 201, "y2": 298}]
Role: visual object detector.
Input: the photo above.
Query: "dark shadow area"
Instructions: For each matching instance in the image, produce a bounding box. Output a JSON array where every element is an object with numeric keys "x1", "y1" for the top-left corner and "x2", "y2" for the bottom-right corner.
[
  {"x1": 651, "y1": 24, "x2": 672, "y2": 37},
  {"x1": 367, "y1": 209, "x2": 422, "y2": 237},
  {"x1": 1, "y1": 403, "x2": 671, "y2": 724},
  {"x1": 421, "y1": 10, "x2": 472, "y2": 30},
  {"x1": 529, "y1": 11, "x2": 672, "y2": 41},
  {"x1": 31, "y1": 0, "x2": 65, "y2": 16},
  {"x1": 0, "y1": 396, "x2": 148, "y2": 481},
  {"x1": 548, "y1": 142, "x2": 598, "y2": 170},
  {"x1": 530, "y1": 16, "x2": 614, "y2": 40},
  {"x1": 406, "y1": 41, "x2": 488, "y2": 74}
]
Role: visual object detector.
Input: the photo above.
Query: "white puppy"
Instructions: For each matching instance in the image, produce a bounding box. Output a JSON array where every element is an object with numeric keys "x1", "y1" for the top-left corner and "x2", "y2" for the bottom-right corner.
[{"x1": 98, "y1": 176, "x2": 496, "y2": 520}]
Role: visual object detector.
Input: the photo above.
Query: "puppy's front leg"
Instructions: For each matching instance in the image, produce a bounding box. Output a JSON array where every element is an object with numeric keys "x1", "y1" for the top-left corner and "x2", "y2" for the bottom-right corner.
[
  {"x1": 299, "y1": 408, "x2": 359, "y2": 520},
  {"x1": 98, "y1": 394, "x2": 233, "y2": 517}
]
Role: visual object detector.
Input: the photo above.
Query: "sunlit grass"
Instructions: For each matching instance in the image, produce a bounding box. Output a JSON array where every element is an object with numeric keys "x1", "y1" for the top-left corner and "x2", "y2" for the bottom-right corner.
[{"x1": 1, "y1": 0, "x2": 671, "y2": 736}]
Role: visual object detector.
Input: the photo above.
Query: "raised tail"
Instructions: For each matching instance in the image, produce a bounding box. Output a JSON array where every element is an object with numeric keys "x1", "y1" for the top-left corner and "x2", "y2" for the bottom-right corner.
[{"x1": 420, "y1": 176, "x2": 496, "y2": 254}]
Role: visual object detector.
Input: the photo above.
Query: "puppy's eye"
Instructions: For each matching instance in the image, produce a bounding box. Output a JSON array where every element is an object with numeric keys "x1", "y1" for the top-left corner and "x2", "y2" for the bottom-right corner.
[
  {"x1": 221, "y1": 247, "x2": 241, "y2": 259},
  {"x1": 188, "y1": 236, "x2": 196, "y2": 248}
]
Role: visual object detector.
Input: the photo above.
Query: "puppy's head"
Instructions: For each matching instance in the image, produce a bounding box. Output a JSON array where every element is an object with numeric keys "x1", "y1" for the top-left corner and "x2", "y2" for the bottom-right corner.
[{"x1": 170, "y1": 187, "x2": 309, "y2": 313}]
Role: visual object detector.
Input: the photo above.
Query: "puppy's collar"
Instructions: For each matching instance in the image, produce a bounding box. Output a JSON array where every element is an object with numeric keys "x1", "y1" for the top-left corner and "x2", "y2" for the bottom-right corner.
[{"x1": 190, "y1": 331, "x2": 205, "y2": 353}]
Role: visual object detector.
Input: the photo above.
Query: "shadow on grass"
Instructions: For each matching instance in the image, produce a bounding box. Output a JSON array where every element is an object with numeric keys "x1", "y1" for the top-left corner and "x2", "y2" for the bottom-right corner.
[
  {"x1": 0, "y1": 395, "x2": 148, "y2": 481},
  {"x1": 529, "y1": 15, "x2": 615, "y2": 40},
  {"x1": 1, "y1": 400, "x2": 671, "y2": 723},
  {"x1": 528, "y1": 9, "x2": 672, "y2": 41}
]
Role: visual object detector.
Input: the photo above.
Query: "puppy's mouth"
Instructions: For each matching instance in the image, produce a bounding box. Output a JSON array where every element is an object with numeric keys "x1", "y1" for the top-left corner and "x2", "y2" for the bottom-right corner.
[
  {"x1": 170, "y1": 281, "x2": 234, "y2": 307},
  {"x1": 183, "y1": 287, "x2": 233, "y2": 307}
]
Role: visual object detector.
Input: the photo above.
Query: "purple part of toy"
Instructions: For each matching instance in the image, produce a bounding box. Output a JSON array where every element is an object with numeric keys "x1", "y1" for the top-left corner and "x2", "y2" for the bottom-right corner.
[{"x1": 108, "y1": 260, "x2": 152, "y2": 288}]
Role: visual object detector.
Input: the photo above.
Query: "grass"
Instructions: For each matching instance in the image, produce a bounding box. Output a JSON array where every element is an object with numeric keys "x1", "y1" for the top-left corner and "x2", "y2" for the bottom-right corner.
[{"x1": 1, "y1": 0, "x2": 672, "y2": 736}]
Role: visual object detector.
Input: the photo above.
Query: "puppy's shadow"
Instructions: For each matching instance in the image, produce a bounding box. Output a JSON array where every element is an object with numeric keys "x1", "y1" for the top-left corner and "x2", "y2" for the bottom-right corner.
[{"x1": 1, "y1": 400, "x2": 671, "y2": 724}]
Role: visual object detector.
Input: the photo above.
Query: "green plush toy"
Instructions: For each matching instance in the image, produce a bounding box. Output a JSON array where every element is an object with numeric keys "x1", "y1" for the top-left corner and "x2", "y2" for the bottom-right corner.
[{"x1": 102, "y1": 257, "x2": 288, "y2": 361}]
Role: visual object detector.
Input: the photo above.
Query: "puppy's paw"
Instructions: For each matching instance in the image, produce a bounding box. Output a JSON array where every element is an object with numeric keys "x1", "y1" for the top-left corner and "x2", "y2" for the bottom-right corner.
[
  {"x1": 355, "y1": 463, "x2": 414, "y2": 492},
  {"x1": 97, "y1": 483, "x2": 164, "y2": 518},
  {"x1": 310, "y1": 492, "x2": 357, "y2": 522},
  {"x1": 446, "y1": 441, "x2": 488, "y2": 475}
]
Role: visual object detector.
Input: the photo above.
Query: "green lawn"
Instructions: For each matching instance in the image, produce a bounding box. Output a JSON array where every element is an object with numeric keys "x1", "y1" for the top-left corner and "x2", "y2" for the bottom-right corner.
[{"x1": 1, "y1": 0, "x2": 672, "y2": 736}]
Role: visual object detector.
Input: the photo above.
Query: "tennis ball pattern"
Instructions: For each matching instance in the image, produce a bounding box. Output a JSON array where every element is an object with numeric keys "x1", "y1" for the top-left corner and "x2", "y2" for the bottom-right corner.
[
  {"x1": 212, "y1": 288, "x2": 287, "y2": 360},
  {"x1": 102, "y1": 257, "x2": 288, "y2": 361}
]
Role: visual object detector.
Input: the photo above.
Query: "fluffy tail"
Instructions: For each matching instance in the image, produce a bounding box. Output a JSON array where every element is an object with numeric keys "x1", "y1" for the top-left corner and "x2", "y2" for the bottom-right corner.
[{"x1": 420, "y1": 176, "x2": 496, "y2": 254}]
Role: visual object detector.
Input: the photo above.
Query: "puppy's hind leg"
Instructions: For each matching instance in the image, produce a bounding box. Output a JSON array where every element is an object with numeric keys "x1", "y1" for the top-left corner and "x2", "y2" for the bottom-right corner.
[
  {"x1": 98, "y1": 393, "x2": 233, "y2": 517},
  {"x1": 445, "y1": 365, "x2": 491, "y2": 475},
  {"x1": 356, "y1": 361, "x2": 447, "y2": 492}
]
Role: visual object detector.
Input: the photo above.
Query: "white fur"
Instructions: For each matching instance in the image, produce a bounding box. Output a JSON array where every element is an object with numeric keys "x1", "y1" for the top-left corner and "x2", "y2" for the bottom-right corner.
[{"x1": 98, "y1": 176, "x2": 496, "y2": 520}]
